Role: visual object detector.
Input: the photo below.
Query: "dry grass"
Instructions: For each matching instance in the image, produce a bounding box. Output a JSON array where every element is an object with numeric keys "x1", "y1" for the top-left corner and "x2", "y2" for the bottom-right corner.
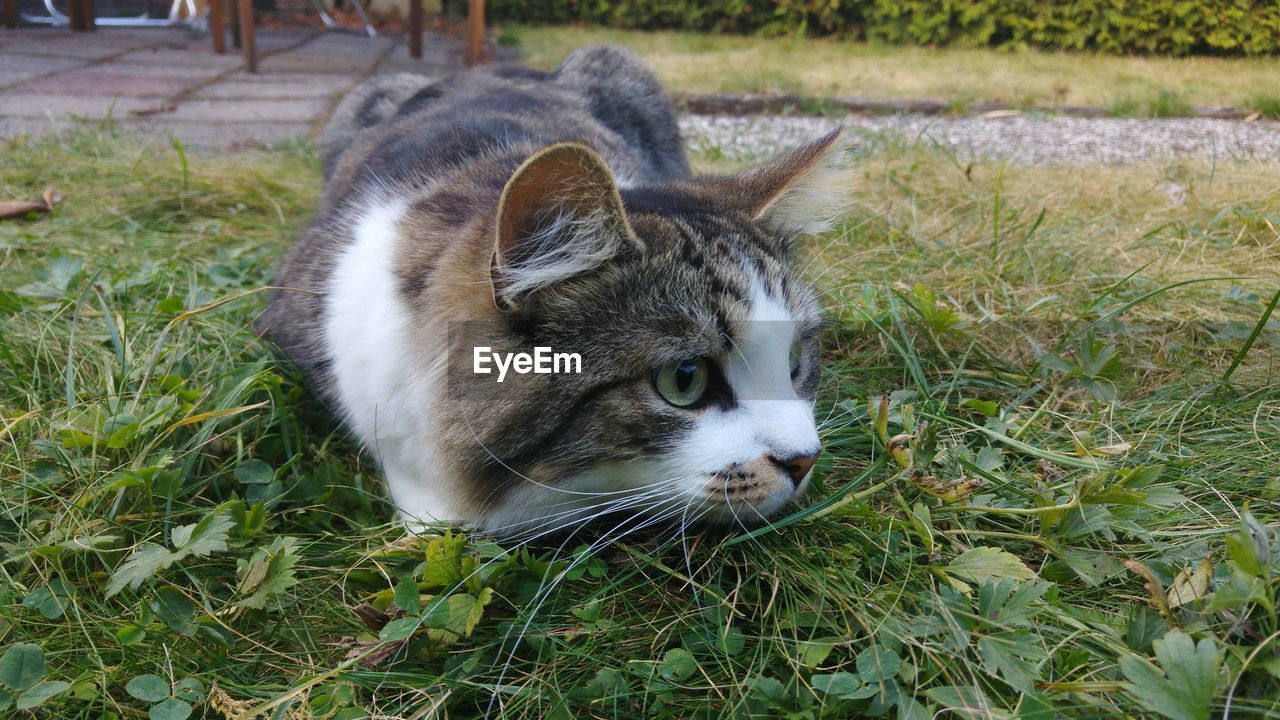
[
  {"x1": 506, "y1": 25, "x2": 1280, "y2": 113},
  {"x1": 805, "y1": 140, "x2": 1280, "y2": 387}
]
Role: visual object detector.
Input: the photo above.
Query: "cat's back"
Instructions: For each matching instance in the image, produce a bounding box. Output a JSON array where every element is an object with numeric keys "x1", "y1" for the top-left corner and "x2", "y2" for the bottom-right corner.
[
  {"x1": 320, "y1": 44, "x2": 689, "y2": 203},
  {"x1": 262, "y1": 44, "x2": 689, "y2": 396}
]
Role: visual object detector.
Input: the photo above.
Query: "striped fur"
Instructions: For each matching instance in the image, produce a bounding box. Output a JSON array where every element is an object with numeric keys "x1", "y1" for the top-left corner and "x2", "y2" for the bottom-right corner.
[{"x1": 261, "y1": 45, "x2": 850, "y2": 532}]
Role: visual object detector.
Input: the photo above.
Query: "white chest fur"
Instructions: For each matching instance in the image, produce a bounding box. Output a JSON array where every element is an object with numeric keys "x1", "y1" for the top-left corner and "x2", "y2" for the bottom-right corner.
[{"x1": 323, "y1": 199, "x2": 460, "y2": 526}]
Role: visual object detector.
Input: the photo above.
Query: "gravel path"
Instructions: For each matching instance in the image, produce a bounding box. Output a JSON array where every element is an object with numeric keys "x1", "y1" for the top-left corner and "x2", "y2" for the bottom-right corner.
[{"x1": 680, "y1": 114, "x2": 1280, "y2": 165}]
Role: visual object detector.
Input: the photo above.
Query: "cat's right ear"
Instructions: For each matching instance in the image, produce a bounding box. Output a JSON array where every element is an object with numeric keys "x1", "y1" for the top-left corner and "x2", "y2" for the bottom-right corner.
[{"x1": 491, "y1": 143, "x2": 636, "y2": 310}]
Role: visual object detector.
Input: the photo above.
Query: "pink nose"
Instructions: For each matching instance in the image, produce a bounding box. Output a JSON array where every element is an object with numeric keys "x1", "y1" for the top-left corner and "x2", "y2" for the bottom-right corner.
[{"x1": 770, "y1": 453, "x2": 817, "y2": 487}]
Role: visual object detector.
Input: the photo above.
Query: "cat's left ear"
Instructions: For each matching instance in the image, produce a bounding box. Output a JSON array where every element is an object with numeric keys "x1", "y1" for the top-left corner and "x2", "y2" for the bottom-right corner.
[
  {"x1": 723, "y1": 128, "x2": 853, "y2": 238},
  {"x1": 492, "y1": 142, "x2": 637, "y2": 310}
]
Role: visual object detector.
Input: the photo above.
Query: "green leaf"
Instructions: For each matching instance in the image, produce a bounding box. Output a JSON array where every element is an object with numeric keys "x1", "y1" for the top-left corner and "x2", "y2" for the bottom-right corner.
[
  {"x1": 1225, "y1": 508, "x2": 1269, "y2": 578},
  {"x1": 947, "y1": 546, "x2": 1035, "y2": 585},
  {"x1": 1119, "y1": 630, "x2": 1222, "y2": 720},
  {"x1": 171, "y1": 512, "x2": 233, "y2": 557},
  {"x1": 174, "y1": 677, "x2": 205, "y2": 703},
  {"x1": 22, "y1": 587, "x2": 66, "y2": 620},
  {"x1": 855, "y1": 645, "x2": 901, "y2": 683},
  {"x1": 106, "y1": 422, "x2": 140, "y2": 449},
  {"x1": 116, "y1": 625, "x2": 147, "y2": 646},
  {"x1": 0, "y1": 644, "x2": 46, "y2": 691},
  {"x1": 1204, "y1": 566, "x2": 1266, "y2": 612},
  {"x1": 125, "y1": 674, "x2": 171, "y2": 703},
  {"x1": 108, "y1": 509, "x2": 233, "y2": 597},
  {"x1": 379, "y1": 617, "x2": 421, "y2": 643},
  {"x1": 106, "y1": 545, "x2": 178, "y2": 597},
  {"x1": 795, "y1": 639, "x2": 836, "y2": 668},
  {"x1": 149, "y1": 697, "x2": 193, "y2": 720},
  {"x1": 748, "y1": 676, "x2": 785, "y2": 704},
  {"x1": 978, "y1": 631, "x2": 1046, "y2": 694},
  {"x1": 233, "y1": 459, "x2": 274, "y2": 485},
  {"x1": 420, "y1": 534, "x2": 465, "y2": 589},
  {"x1": 15, "y1": 680, "x2": 69, "y2": 710},
  {"x1": 393, "y1": 575, "x2": 421, "y2": 616},
  {"x1": 425, "y1": 591, "x2": 493, "y2": 639},
  {"x1": 811, "y1": 671, "x2": 877, "y2": 700},
  {"x1": 153, "y1": 588, "x2": 197, "y2": 635},
  {"x1": 658, "y1": 648, "x2": 697, "y2": 682},
  {"x1": 235, "y1": 536, "x2": 301, "y2": 610}
]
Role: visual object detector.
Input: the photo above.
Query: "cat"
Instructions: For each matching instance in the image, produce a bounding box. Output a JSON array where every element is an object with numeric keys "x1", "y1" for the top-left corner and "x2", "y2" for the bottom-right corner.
[{"x1": 259, "y1": 45, "x2": 851, "y2": 537}]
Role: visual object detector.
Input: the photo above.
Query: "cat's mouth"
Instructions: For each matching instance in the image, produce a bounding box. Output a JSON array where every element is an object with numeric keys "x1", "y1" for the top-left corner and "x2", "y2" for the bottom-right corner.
[{"x1": 696, "y1": 452, "x2": 817, "y2": 525}]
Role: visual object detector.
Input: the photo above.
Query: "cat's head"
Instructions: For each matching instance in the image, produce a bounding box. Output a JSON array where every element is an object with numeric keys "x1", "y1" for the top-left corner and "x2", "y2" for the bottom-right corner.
[{"x1": 449, "y1": 131, "x2": 851, "y2": 535}]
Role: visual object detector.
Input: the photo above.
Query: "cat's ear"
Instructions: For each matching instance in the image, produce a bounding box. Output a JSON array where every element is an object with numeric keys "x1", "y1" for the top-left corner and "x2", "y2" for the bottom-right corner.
[
  {"x1": 492, "y1": 143, "x2": 636, "y2": 309},
  {"x1": 727, "y1": 129, "x2": 852, "y2": 238}
]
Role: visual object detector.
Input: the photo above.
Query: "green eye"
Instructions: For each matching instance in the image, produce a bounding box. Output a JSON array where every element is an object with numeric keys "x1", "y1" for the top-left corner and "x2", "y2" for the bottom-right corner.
[
  {"x1": 654, "y1": 358, "x2": 710, "y2": 407},
  {"x1": 789, "y1": 340, "x2": 804, "y2": 376}
]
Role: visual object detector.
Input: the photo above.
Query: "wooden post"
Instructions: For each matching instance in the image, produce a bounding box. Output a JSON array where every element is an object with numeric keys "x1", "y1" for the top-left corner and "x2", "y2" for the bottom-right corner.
[
  {"x1": 69, "y1": 0, "x2": 93, "y2": 30},
  {"x1": 464, "y1": 0, "x2": 484, "y2": 67},
  {"x1": 229, "y1": 0, "x2": 241, "y2": 48},
  {"x1": 408, "y1": 0, "x2": 421, "y2": 59},
  {"x1": 208, "y1": 0, "x2": 226, "y2": 54},
  {"x1": 237, "y1": 0, "x2": 255, "y2": 72},
  {"x1": 3, "y1": 0, "x2": 19, "y2": 29}
]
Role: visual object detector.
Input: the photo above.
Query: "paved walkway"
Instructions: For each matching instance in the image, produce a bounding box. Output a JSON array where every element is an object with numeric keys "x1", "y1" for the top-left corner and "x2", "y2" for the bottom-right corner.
[
  {"x1": 4, "y1": 27, "x2": 1279, "y2": 165},
  {"x1": 0, "y1": 26, "x2": 460, "y2": 147}
]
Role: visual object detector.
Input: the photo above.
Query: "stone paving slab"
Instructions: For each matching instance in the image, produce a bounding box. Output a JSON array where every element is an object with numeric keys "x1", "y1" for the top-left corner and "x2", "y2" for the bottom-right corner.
[
  {"x1": 190, "y1": 79, "x2": 349, "y2": 99},
  {"x1": 17, "y1": 70, "x2": 196, "y2": 97},
  {"x1": 0, "y1": 68, "x2": 54, "y2": 85},
  {"x1": 1, "y1": 93, "x2": 157, "y2": 117},
  {"x1": 117, "y1": 47, "x2": 246, "y2": 68},
  {"x1": 0, "y1": 54, "x2": 89, "y2": 82},
  {"x1": 164, "y1": 97, "x2": 332, "y2": 122},
  {"x1": 0, "y1": 41, "x2": 136, "y2": 60},
  {"x1": 0, "y1": 26, "x2": 459, "y2": 148},
  {"x1": 218, "y1": 70, "x2": 356, "y2": 86},
  {"x1": 126, "y1": 119, "x2": 315, "y2": 146},
  {"x1": 255, "y1": 52, "x2": 383, "y2": 73}
]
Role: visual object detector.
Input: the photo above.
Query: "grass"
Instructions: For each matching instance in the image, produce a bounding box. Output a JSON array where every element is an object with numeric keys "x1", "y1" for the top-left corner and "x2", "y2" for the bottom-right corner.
[
  {"x1": 1, "y1": 126, "x2": 1279, "y2": 719},
  {"x1": 505, "y1": 24, "x2": 1280, "y2": 115}
]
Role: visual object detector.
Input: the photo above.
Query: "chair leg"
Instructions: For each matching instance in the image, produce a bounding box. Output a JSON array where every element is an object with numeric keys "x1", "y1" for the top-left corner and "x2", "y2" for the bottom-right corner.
[
  {"x1": 229, "y1": 0, "x2": 241, "y2": 47},
  {"x1": 464, "y1": 0, "x2": 483, "y2": 66},
  {"x1": 209, "y1": 0, "x2": 226, "y2": 53},
  {"x1": 237, "y1": 0, "x2": 254, "y2": 72},
  {"x1": 408, "y1": 0, "x2": 421, "y2": 59},
  {"x1": 3, "y1": 0, "x2": 19, "y2": 28}
]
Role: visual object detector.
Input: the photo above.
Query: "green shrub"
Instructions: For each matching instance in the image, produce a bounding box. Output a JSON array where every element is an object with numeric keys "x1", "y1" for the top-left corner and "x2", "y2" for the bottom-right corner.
[{"x1": 488, "y1": 0, "x2": 1280, "y2": 56}]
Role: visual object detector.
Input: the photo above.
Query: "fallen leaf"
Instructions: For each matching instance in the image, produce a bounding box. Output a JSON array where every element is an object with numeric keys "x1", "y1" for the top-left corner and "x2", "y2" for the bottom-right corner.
[
  {"x1": 42, "y1": 187, "x2": 63, "y2": 208},
  {"x1": 351, "y1": 603, "x2": 391, "y2": 631},
  {"x1": 1092, "y1": 442, "x2": 1134, "y2": 456},
  {"x1": 1167, "y1": 559, "x2": 1212, "y2": 608},
  {"x1": 0, "y1": 186, "x2": 62, "y2": 221},
  {"x1": 1125, "y1": 560, "x2": 1173, "y2": 621},
  {"x1": 0, "y1": 201, "x2": 49, "y2": 220}
]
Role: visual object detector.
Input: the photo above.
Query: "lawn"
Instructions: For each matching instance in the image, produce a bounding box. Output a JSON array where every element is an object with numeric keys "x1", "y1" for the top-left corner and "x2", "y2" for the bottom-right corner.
[
  {"x1": 504, "y1": 24, "x2": 1280, "y2": 117},
  {"x1": 1, "y1": 127, "x2": 1278, "y2": 719}
]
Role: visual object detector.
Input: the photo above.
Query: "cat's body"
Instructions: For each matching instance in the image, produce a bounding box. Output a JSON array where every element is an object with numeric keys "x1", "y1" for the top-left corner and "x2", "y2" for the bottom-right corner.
[{"x1": 261, "y1": 46, "x2": 849, "y2": 535}]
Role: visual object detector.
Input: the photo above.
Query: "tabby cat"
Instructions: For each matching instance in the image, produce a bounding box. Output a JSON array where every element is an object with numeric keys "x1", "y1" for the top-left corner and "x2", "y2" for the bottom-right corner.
[{"x1": 260, "y1": 45, "x2": 851, "y2": 536}]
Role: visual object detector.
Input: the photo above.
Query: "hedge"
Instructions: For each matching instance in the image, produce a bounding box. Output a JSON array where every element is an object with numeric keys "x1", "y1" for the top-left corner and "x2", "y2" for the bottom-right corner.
[{"x1": 488, "y1": 0, "x2": 1280, "y2": 56}]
